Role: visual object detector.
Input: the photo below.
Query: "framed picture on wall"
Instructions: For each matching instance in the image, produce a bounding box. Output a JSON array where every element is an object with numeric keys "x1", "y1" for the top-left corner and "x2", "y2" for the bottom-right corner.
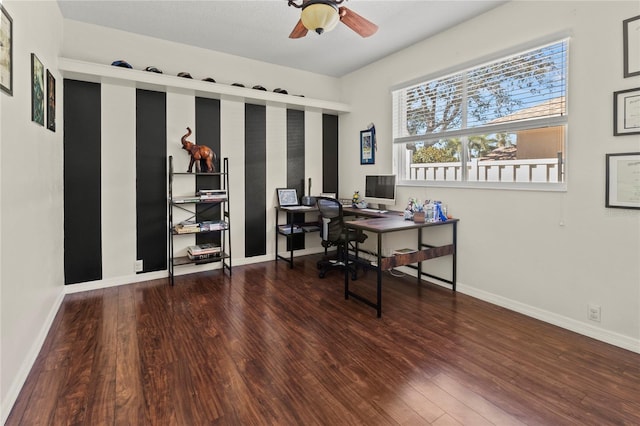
[
  {"x1": 0, "y1": 4, "x2": 12, "y2": 96},
  {"x1": 46, "y1": 69, "x2": 56, "y2": 132},
  {"x1": 360, "y1": 129, "x2": 375, "y2": 165},
  {"x1": 623, "y1": 15, "x2": 640, "y2": 78},
  {"x1": 31, "y1": 53, "x2": 45, "y2": 126},
  {"x1": 605, "y1": 152, "x2": 640, "y2": 209},
  {"x1": 613, "y1": 87, "x2": 640, "y2": 136}
]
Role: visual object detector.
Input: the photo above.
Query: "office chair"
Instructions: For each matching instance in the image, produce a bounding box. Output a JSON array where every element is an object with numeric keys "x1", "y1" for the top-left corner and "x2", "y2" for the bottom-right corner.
[{"x1": 316, "y1": 197, "x2": 367, "y2": 279}]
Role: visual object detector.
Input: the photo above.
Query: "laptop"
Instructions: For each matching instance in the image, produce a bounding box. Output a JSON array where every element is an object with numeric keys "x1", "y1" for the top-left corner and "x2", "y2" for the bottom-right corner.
[{"x1": 276, "y1": 188, "x2": 313, "y2": 210}]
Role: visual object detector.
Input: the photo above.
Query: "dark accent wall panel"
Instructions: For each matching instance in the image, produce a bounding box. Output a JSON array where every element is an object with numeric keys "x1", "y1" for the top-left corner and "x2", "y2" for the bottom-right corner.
[
  {"x1": 136, "y1": 89, "x2": 167, "y2": 272},
  {"x1": 287, "y1": 109, "x2": 305, "y2": 250},
  {"x1": 245, "y1": 104, "x2": 267, "y2": 257},
  {"x1": 195, "y1": 97, "x2": 221, "y2": 246},
  {"x1": 322, "y1": 114, "x2": 339, "y2": 194},
  {"x1": 63, "y1": 79, "x2": 102, "y2": 284}
]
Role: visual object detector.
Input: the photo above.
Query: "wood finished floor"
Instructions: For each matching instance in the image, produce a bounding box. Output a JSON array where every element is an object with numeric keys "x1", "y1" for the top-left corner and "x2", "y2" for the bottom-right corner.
[{"x1": 7, "y1": 255, "x2": 640, "y2": 425}]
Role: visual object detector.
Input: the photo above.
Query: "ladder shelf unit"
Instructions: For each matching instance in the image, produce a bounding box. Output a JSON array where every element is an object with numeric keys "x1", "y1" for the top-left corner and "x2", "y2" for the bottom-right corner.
[{"x1": 168, "y1": 155, "x2": 231, "y2": 285}]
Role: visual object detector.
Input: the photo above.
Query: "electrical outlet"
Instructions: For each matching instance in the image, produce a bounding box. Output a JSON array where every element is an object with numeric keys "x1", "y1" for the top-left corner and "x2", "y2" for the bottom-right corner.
[
  {"x1": 588, "y1": 304, "x2": 601, "y2": 322},
  {"x1": 134, "y1": 260, "x2": 143, "y2": 272}
]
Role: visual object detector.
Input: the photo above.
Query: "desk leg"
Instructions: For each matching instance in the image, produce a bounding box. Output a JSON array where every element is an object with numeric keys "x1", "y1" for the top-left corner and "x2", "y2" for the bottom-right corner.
[
  {"x1": 288, "y1": 213, "x2": 294, "y2": 269},
  {"x1": 376, "y1": 233, "x2": 382, "y2": 318},
  {"x1": 344, "y1": 253, "x2": 349, "y2": 300},
  {"x1": 417, "y1": 227, "x2": 422, "y2": 285},
  {"x1": 275, "y1": 210, "x2": 279, "y2": 261},
  {"x1": 452, "y1": 221, "x2": 457, "y2": 291}
]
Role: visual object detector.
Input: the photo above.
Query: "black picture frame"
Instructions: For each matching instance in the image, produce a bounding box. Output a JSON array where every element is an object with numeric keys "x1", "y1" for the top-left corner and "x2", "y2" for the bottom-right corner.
[
  {"x1": 276, "y1": 188, "x2": 299, "y2": 206},
  {"x1": 360, "y1": 129, "x2": 375, "y2": 165},
  {"x1": 623, "y1": 15, "x2": 640, "y2": 78},
  {"x1": 31, "y1": 53, "x2": 44, "y2": 126},
  {"x1": 0, "y1": 4, "x2": 12, "y2": 96},
  {"x1": 613, "y1": 87, "x2": 640, "y2": 136},
  {"x1": 46, "y1": 69, "x2": 56, "y2": 132},
  {"x1": 605, "y1": 152, "x2": 640, "y2": 209}
]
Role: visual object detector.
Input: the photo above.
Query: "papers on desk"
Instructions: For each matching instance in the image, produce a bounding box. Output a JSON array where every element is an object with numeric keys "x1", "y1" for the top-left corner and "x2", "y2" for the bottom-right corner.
[{"x1": 278, "y1": 225, "x2": 304, "y2": 234}]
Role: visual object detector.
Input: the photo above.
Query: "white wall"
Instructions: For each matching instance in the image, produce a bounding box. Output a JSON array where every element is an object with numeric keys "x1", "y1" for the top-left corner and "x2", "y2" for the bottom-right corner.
[
  {"x1": 0, "y1": 1, "x2": 65, "y2": 422},
  {"x1": 339, "y1": 1, "x2": 640, "y2": 351},
  {"x1": 62, "y1": 19, "x2": 342, "y2": 103}
]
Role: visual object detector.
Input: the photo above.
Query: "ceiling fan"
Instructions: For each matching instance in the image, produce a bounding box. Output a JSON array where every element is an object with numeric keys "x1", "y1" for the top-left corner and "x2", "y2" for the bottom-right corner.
[{"x1": 287, "y1": 0, "x2": 379, "y2": 39}]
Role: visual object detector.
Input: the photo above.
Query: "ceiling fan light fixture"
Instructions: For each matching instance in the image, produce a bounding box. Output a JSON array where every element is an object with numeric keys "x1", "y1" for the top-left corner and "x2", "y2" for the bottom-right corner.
[{"x1": 301, "y1": 1, "x2": 339, "y2": 35}]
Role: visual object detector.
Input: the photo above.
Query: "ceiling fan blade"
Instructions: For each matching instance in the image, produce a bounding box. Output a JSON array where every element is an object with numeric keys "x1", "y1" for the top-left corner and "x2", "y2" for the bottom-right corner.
[
  {"x1": 339, "y1": 6, "x2": 378, "y2": 38},
  {"x1": 289, "y1": 19, "x2": 308, "y2": 39}
]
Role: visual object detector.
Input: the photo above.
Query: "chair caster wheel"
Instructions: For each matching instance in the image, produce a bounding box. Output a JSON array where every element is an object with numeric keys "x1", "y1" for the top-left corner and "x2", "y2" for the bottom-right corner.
[{"x1": 319, "y1": 272, "x2": 325, "y2": 278}]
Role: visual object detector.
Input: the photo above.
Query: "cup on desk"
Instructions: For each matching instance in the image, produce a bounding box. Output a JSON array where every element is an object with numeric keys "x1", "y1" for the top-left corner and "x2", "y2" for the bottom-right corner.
[{"x1": 413, "y1": 211, "x2": 426, "y2": 223}]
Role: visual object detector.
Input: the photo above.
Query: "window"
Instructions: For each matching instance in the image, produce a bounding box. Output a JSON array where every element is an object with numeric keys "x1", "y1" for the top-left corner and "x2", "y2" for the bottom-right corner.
[{"x1": 392, "y1": 39, "x2": 568, "y2": 188}]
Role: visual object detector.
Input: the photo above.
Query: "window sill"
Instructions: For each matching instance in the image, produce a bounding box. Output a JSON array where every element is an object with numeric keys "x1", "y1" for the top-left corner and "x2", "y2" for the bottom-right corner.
[{"x1": 399, "y1": 180, "x2": 567, "y2": 192}]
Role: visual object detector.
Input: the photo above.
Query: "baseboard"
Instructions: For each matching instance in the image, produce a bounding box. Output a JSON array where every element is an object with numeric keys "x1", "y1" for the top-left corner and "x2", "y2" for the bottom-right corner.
[
  {"x1": 1, "y1": 288, "x2": 65, "y2": 425},
  {"x1": 64, "y1": 248, "x2": 328, "y2": 292},
  {"x1": 65, "y1": 270, "x2": 169, "y2": 294},
  {"x1": 392, "y1": 267, "x2": 639, "y2": 354},
  {"x1": 456, "y1": 282, "x2": 640, "y2": 354}
]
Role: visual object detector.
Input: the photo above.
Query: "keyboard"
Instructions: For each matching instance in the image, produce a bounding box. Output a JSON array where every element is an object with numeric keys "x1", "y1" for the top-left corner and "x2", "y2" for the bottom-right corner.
[{"x1": 361, "y1": 208, "x2": 388, "y2": 214}]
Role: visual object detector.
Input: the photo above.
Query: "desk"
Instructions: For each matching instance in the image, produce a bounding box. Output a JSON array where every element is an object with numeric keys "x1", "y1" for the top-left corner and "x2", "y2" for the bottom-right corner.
[
  {"x1": 344, "y1": 209, "x2": 458, "y2": 317},
  {"x1": 275, "y1": 206, "x2": 319, "y2": 268}
]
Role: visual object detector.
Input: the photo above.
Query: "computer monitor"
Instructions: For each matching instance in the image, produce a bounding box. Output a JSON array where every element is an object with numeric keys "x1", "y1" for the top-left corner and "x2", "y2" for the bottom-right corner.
[{"x1": 364, "y1": 174, "x2": 396, "y2": 210}]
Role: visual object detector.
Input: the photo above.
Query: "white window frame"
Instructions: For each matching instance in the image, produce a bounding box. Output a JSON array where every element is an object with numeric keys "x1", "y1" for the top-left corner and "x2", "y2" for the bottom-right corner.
[{"x1": 392, "y1": 36, "x2": 570, "y2": 192}]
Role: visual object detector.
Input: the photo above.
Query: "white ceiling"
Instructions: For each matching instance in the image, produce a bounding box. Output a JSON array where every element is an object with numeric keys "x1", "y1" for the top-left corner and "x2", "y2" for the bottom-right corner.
[{"x1": 57, "y1": 0, "x2": 507, "y2": 78}]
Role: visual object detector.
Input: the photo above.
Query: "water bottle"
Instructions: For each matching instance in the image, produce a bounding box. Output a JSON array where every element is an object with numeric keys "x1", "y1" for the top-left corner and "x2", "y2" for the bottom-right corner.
[{"x1": 426, "y1": 202, "x2": 434, "y2": 222}]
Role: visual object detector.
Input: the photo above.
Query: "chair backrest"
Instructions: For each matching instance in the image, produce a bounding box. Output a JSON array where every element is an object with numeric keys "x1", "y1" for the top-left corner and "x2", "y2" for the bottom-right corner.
[{"x1": 316, "y1": 197, "x2": 344, "y2": 243}]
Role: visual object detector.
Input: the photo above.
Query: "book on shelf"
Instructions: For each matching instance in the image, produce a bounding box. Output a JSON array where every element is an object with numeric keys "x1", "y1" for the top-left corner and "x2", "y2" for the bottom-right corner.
[
  {"x1": 199, "y1": 189, "x2": 227, "y2": 201},
  {"x1": 179, "y1": 219, "x2": 199, "y2": 227},
  {"x1": 174, "y1": 220, "x2": 228, "y2": 233},
  {"x1": 199, "y1": 194, "x2": 227, "y2": 201},
  {"x1": 188, "y1": 243, "x2": 221, "y2": 255},
  {"x1": 200, "y1": 220, "x2": 228, "y2": 231},
  {"x1": 197, "y1": 189, "x2": 227, "y2": 196},
  {"x1": 187, "y1": 251, "x2": 221, "y2": 261},
  {"x1": 172, "y1": 196, "x2": 202, "y2": 203},
  {"x1": 393, "y1": 248, "x2": 417, "y2": 255},
  {"x1": 175, "y1": 225, "x2": 200, "y2": 234}
]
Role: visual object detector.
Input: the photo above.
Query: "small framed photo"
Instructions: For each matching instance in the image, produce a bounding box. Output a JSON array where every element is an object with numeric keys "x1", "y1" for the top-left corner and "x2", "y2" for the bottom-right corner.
[
  {"x1": 623, "y1": 15, "x2": 640, "y2": 78},
  {"x1": 0, "y1": 4, "x2": 12, "y2": 96},
  {"x1": 276, "y1": 188, "x2": 299, "y2": 207},
  {"x1": 31, "y1": 53, "x2": 45, "y2": 126},
  {"x1": 360, "y1": 129, "x2": 375, "y2": 165},
  {"x1": 613, "y1": 88, "x2": 640, "y2": 136},
  {"x1": 46, "y1": 69, "x2": 55, "y2": 132},
  {"x1": 605, "y1": 152, "x2": 640, "y2": 209}
]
